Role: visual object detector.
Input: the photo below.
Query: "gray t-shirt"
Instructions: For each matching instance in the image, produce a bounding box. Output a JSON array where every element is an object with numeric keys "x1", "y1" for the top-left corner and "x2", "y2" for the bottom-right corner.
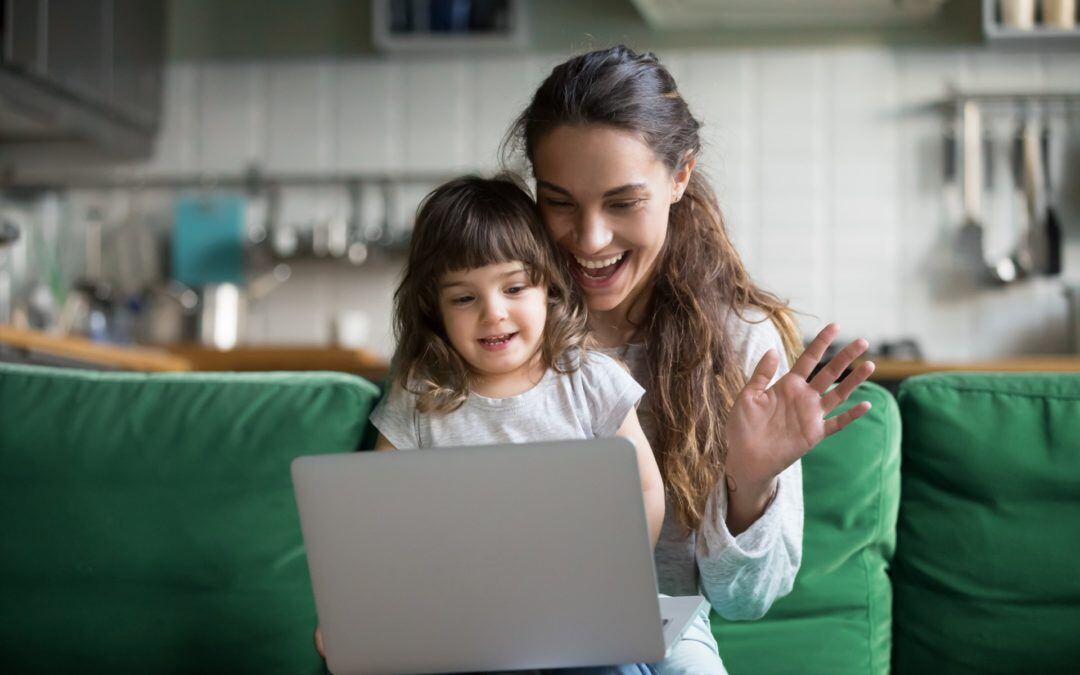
[{"x1": 370, "y1": 351, "x2": 645, "y2": 449}]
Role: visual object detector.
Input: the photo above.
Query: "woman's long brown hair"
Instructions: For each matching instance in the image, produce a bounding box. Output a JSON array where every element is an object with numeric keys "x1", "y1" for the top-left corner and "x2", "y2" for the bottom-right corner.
[
  {"x1": 392, "y1": 174, "x2": 590, "y2": 413},
  {"x1": 503, "y1": 45, "x2": 802, "y2": 532}
]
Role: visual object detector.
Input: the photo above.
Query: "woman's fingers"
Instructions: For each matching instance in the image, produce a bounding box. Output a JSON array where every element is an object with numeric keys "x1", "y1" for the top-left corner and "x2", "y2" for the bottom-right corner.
[
  {"x1": 790, "y1": 323, "x2": 840, "y2": 380},
  {"x1": 820, "y1": 360, "x2": 876, "y2": 412},
  {"x1": 809, "y1": 337, "x2": 870, "y2": 395},
  {"x1": 824, "y1": 400, "x2": 871, "y2": 436},
  {"x1": 744, "y1": 348, "x2": 781, "y2": 395}
]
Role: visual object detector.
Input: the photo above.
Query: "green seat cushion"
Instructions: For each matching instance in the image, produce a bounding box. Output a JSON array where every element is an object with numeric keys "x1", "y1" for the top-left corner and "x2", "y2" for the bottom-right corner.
[
  {"x1": 712, "y1": 381, "x2": 901, "y2": 675},
  {"x1": 0, "y1": 363, "x2": 379, "y2": 674},
  {"x1": 892, "y1": 373, "x2": 1080, "y2": 675}
]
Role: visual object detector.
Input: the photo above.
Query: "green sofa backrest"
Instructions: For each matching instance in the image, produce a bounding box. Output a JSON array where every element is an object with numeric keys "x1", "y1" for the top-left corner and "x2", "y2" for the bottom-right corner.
[
  {"x1": 892, "y1": 373, "x2": 1080, "y2": 675},
  {"x1": 0, "y1": 363, "x2": 379, "y2": 674},
  {"x1": 712, "y1": 381, "x2": 902, "y2": 675}
]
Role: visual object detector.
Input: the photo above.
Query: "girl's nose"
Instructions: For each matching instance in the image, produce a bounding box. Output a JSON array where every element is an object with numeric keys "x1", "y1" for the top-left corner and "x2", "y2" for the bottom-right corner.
[
  {"x1": 575, "y1": 209, "x2": 613, "y2": 254},
  {"x1": 480, "y1": 297, "x2": 508, "y2": 324}
]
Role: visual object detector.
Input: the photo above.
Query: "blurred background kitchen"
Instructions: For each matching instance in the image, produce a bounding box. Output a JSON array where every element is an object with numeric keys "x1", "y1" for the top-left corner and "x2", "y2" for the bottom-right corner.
[{"x1": 1, "y1": 0, "x2": 1079, "y2": 381}]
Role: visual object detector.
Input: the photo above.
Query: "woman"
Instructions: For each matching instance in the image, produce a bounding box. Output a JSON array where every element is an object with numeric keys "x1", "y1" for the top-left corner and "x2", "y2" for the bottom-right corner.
[{"x1": 503, "y1": 45, "x2": 875, "y2": 673}]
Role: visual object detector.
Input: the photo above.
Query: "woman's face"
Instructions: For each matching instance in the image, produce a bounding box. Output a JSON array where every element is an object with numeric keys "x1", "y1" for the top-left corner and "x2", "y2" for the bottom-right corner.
[{"x1": 532, "y1": 124, "x2": 693, "y2": 318}]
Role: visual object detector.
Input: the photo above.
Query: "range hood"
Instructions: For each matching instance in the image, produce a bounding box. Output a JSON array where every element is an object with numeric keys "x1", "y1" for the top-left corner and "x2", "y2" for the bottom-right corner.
[
  {"x1": 630, "y1": 0, "x2": 948, "y2": 29},
  {"x1": 0, "y1": 0, "x2": 165, "y2": 161}
]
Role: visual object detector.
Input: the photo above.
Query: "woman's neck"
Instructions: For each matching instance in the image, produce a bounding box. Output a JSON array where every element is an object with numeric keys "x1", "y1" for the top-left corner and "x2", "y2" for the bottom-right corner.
[{"x1": 588, "y1": 286, "x2": 652, "y2": 348}]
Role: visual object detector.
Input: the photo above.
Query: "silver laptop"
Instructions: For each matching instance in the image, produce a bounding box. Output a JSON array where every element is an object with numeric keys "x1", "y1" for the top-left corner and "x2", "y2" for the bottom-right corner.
[{"x1": 292, "y1": 438, "x2": 706, "y2": 675}]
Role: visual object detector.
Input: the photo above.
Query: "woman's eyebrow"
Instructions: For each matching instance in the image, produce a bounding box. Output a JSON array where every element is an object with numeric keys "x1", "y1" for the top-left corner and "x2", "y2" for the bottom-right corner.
[
  {"x1": 536, "y1": 180, "x2": 648, "y2": 198},
  {"x1": 602, "y1": 183, "x2": 648, "y2": 197}
]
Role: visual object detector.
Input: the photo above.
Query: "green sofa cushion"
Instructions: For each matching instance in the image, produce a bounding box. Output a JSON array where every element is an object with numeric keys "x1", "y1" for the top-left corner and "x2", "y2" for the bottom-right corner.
[
  {"x1": 0, "y1": 363, "x2": 379, "y2": 674},
  {"x1": 712, "y1": 381, "x2": 901, "y2": 675},
  {"x1": 892, "y1": 373, "x2": 1080, "y2": 675}
]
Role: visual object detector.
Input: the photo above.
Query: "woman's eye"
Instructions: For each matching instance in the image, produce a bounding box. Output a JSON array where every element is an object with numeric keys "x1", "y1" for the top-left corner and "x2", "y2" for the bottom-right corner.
[
  {"x1": 543, "y1": 198, "x2": 573, "y2": 208},
  {"x1": 610, "y1": 200, "x2": 642, "y2": 210}
]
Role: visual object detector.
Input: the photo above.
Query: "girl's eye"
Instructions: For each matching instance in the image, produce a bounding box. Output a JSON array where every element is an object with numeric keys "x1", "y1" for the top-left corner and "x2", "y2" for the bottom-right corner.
[
  {"x1": 450, "y1": 296, "x2": 473, "y2": 306},
  {"x1": 506, "y1": 286, "x2": 526, "y2": 295}
]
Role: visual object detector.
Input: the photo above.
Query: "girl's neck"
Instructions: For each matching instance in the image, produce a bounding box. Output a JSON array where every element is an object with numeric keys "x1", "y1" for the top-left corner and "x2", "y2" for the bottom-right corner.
[{"x1": 468, "y1": 352, "x2": 548, "y2": 399}]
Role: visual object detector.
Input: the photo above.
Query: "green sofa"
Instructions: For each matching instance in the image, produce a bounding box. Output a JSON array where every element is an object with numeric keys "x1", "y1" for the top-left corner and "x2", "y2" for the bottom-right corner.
[{"x1": 1, "y1": 362, "x2": 1077, "y2": 674}]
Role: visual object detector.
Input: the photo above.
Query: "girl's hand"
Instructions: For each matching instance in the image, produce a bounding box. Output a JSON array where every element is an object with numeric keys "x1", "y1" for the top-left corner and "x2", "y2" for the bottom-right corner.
[
  {"x1": 725, "y1": 323, "x2": 874, "y2": 500},
  {"x1": 314, "y1": 625, "x2": 325, "y2": 659}
]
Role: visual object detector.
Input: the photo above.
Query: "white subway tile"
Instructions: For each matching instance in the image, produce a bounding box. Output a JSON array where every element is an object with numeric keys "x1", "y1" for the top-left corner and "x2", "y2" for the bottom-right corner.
[{"x1": 197, "y1": 62, "x2": 266, "y2": 173}]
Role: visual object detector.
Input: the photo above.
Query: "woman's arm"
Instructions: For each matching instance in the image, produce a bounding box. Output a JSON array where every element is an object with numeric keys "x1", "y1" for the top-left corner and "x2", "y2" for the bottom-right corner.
[
  {"x1": 616, "y1": 408, "x2": 665, "y2": 549},
  {"x1": 699, "y1": 321, "x2": 874, "y2": 619},
  {"x1": 374, "y1": 433, "x2": 397, "y2": 451}
]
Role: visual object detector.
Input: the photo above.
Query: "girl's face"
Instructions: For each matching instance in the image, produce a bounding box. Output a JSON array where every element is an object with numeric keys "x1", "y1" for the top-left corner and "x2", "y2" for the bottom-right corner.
[
  {"x1": 438, "y1": 261, "x2": 548, "y2": 390},
  {"x1": 533, "y1": 124, "x2": 693, "y2": 318}
]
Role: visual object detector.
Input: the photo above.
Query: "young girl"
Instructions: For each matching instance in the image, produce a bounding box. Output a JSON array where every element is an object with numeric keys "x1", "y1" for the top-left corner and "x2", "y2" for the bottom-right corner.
[{"x1": 369, "y1": 174, "x2": 665, "y2": 549}]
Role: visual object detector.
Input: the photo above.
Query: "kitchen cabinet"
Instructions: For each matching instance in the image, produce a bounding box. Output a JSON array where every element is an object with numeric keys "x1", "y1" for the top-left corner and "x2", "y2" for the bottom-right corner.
[{"x1": 0, "y1": 0, "x2": 164, "y2": 157}]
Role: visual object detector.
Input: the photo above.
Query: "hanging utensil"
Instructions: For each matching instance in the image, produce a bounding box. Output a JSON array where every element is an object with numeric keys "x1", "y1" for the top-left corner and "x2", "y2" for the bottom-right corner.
[
  {"x1": 986, "y1": 114, "x2": 1022, "y2": 284},
  {"x1": 1018, "y1": 116, "x2": 1046, "y2": 276},
  {"x1": 956, "y1": 101, "x2": 1006, "y2": 283},
  {"x1": 1041, "y1": 116, "x2": 1063, "y2": 276}
]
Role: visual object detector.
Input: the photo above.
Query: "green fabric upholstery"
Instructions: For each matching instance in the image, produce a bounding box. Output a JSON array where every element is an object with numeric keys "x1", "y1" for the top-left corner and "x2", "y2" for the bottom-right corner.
[
  {"x1": 712, "y1": 381, "x2": 901, "y2": 675},
  {"x1": 892, "y1": 373, "x2": 1080, "y2": 675},
  {"x1": 0, "y1": 363, "x2": 379, "y2": 674}
]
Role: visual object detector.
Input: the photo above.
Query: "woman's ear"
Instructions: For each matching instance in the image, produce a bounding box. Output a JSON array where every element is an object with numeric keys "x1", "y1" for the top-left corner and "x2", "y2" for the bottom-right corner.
[{"x1": 671, "y1": 153, "x2": 697, "y2": 203}]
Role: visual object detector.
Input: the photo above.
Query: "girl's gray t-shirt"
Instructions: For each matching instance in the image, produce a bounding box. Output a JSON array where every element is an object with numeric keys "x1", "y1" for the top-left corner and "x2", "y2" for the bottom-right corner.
[{"x1": 370, "y1": 351, "x2": 645, "y2": 449}]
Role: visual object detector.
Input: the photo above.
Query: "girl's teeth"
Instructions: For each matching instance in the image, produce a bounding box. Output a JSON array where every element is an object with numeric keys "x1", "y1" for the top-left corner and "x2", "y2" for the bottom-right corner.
[{"x1": 576, "y1": 252, "x2": 626, "y2": 269}]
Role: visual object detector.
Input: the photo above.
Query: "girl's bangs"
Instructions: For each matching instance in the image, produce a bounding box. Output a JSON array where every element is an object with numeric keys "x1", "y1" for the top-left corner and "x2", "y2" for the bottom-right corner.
[{"x1": 433, "y1": 209, "x2": 547, "y2": 284}]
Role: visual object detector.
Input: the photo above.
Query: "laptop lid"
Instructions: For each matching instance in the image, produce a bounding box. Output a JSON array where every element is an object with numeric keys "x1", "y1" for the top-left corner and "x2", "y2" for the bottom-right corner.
[{"x1": 292, "y1": 439, "x2": 668, "y2": 675}]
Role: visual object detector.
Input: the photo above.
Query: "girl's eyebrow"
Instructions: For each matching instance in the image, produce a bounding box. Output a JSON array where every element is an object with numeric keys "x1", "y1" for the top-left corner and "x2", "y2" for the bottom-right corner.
[
  {"x1": 537, "y1": 180, "x2": 648, "y2": 198},
  {"x1": 439, "y1": 267, "x2": 527, "y2": 290}
]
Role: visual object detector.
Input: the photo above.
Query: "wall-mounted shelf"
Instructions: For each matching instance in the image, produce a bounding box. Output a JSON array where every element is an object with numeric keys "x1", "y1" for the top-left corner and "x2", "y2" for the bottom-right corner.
[
  {"x1": 982, "y1": 0, "x2": 1080, "y2": 46},
  {"x1": 372, "y1": 0, "x2": 527, "y2": 53}
]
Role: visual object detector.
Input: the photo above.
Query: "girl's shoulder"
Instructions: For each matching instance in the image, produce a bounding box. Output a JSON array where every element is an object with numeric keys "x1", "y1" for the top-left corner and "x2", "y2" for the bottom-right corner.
[{"x1": 561, "y1": 347, "x2": 641, "y2": 396}]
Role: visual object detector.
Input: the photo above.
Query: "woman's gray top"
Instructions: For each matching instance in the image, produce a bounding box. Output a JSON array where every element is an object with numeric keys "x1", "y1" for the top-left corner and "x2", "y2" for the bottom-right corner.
[{"x1": 601, "y1": 308, "x2": 803, "y2": 621}]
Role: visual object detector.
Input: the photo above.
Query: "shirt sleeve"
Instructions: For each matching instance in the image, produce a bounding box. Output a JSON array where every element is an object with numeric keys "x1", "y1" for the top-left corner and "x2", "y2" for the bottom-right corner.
[
  {"x1": 368, "y1": 382, "x2": 422, "y2": 449},
  {"x1": 580, "y1": 351, "x2": 646, "y2": 438},
  {"x1": 695, "y1": 312, "x2": 805, "y2": 620}
]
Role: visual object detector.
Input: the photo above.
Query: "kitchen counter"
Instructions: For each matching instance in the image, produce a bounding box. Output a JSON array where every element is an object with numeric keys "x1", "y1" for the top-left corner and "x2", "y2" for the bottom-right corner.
[
  {"x1": 163, "y1": 344, "x2": 389, "y2": 381},
  {"x1": 865, "y1": 356, "x2": 1080, "y2": 381},
  {"x1": 0, "y1": 325, "x2": 389, "y2": 379},
  {"x1": 0, "y1": 325, "x2": 192, "y2": 372}
]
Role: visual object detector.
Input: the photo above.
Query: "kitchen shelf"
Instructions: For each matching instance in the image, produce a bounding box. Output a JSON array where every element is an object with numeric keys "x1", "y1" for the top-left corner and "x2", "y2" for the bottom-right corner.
[{"x1": 982, "y1": 0, "x2": 1080, "y2": 46}]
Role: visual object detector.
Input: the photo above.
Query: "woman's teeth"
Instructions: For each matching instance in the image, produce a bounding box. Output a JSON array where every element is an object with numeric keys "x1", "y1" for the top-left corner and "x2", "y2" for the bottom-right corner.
[
  {"x1": 576, "y1": 252, "x2": 627, "y2": 278},
  {"x1": 576, "y1": 252, "x2": 626, "y2": 269}
]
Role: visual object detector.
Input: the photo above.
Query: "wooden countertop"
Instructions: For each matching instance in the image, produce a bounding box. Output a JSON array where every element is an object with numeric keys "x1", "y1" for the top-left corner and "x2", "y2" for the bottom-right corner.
[
  {"x1": 163, "y1": 344, "x2": 389, "y2": 380},
  {"x1": 865, "y1": 356, "x2": 1080, "y2": 381},
  {"x1": 0, "y1": 325, "x2": 193, "y2": 372},
  {"x1": 4, "y1": 324, "x2": 1073, "y2": 383}
]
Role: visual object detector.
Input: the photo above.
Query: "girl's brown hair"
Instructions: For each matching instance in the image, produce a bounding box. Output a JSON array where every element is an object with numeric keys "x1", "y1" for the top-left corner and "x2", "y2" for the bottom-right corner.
[
  {"x1": 503, "y1": 45, "x2": 802, "y2": 532},
  {"x1": 392, "y1": 174, "x2": 590, "y2": 413}
]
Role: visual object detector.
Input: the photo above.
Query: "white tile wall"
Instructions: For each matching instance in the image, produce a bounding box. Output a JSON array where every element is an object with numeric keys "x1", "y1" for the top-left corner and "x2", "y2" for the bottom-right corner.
[{"x1": 117, "y1": 45, "x2": 1080, "y2": 360}]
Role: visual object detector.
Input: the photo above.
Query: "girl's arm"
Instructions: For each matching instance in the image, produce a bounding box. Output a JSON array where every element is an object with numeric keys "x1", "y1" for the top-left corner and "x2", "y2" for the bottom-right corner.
[
  {"x1": 375, "y1": 433, "x2": 397, "y2": 451},
  {"x1": 616, "y1": 408, "x2": 665, "y2": 549}
]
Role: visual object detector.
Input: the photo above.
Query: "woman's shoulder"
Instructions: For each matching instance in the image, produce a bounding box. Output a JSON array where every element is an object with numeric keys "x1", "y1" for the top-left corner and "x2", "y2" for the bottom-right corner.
[{"x1": 723, "y1": 305, "x2": 791, "y2": 378}]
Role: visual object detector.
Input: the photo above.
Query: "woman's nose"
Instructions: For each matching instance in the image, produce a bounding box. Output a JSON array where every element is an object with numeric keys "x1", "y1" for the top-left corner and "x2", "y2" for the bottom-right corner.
[{"x1": 575, "y1": 210, "x2": 613, "y2": 254}]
